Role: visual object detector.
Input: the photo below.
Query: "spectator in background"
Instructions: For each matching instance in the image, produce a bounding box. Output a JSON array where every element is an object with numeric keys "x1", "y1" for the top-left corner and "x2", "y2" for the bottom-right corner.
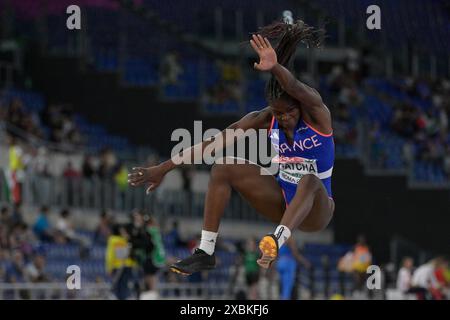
[
  {"x1": 0, "y1": 249, "x2": 9, "y2": 281},
  {"x1": 94, "y1": 210, "x2": 112, "y2": 245},
  {"x1": 9, "y1": 222, "x2": 35, "y2": 261},
  {"x1": 81, "y1": 155, "x2": 97, "y2": 207},
  {"x1": 432, "y1": 257, "x2": 449, "y2": 300},
  {"x1": 160, "y1": 52, "x2": 183, "y2": 86},
  {"x1": 165, "y1": 220, "x2": 186, "y2": 248},
  {"x1": 63, "y1": 161, "x2": 81, "y2": 206},
  {"x1": 142, "y1": 215, "x2": 166, "y2": 298},
  {"x1": 63, "y1": 161, "x2": 80, "y2": 179},
  {"x1": 0, "y1": 223, "x2": 9, "y2": 250},
  {"x1": 82, "y1": 155, "x2": 97, "y2": 179},
  {"x1": 10, "y1": 203, "x2": 24, "y2": 227},
  {"x1": 0, "y1": 101, "x2": 7, "y2": 142},
  {"x1": 396, "y1": 257, "x2": 414, "y2": 294},
  {"x1": 243, "y1": 237, "x2": 260, "y2": 300},
  {"x1": 55, "y1": 209, "x2": 90, "y2": 255},
  {"x1": 25, "y1": 253, "x2": 49, "y2": 283},
  {"x1": 32, "y1": 205, "x2": 54, "y2": 242},
  {"x1": 276, "y1": 238, "x2": 311, "y2": 300},
  {"x1": 27, "y1": 146, "x2": 52, "y2": 205},
  {"x1": 6, "y1": 98, "x2": 26, "y2": 130},
  {"x1": 55, "y1": 209, "x2": 74, "y2": 243},
  {"x1": 351, "y1": 235, "x2": 372, "y2": 295},
  {"x1": 98, "y1": 149, "x2": 117, "y2": 179},
  {"x1": 7, "y1": 137, "x2": 25, "y2": 205},
  {"x1": 409, "y1": 257, "x2": 446, "y2": 300},
  {"x1": 106, "y1": 224, "x2": 137, "y2": 300},
  {"x1": 4, "y1": 250, "x2": 26, "y2": 283},
  {"x1": 443, "y1": 146, "x2": 450, "y2": 178},
  {"x1": 187, "y1": 233, "x2": 201, "y2": 253},
  {"x1": 114, "y1": 162, "x2": 128, "y2": 210},
  {"x1": 1, "y1": 206, "x2": 12, "y2": 230}
]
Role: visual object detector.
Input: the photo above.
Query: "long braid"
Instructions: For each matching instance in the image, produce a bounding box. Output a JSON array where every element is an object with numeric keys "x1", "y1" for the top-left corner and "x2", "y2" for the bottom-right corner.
[{"x1": 256, "y1": 20, "x2": 326, "y2": 101}]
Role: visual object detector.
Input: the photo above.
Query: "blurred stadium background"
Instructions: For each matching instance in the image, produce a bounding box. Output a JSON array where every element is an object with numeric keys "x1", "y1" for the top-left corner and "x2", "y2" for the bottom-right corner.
[{"x1": 0, "y1": 0, "x2": 449, "y2": 300}]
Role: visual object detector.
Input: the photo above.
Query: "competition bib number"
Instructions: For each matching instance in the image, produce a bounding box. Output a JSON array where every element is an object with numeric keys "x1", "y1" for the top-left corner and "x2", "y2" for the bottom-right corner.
[{"x1": 274, "y1": 156, "x2": 318, "y2": 184}]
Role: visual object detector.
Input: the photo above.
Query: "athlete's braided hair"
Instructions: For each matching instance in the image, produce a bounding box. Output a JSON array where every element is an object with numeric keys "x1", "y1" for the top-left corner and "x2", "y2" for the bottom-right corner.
[{"x1": 256, "y1": 20, "x2": 325, "y2": 102}]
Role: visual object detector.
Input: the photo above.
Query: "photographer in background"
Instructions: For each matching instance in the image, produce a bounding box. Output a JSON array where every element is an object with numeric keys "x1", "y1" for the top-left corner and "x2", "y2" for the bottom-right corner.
[
  {"x1": 141, "y1": 215, "x2": 166, "y2": 299},
  {"x1": 106, "y1": 224, "x2": 137, "y2": 300},
  {"x1": 126, "y1": 210, "x2": 153, "y2": 298}
]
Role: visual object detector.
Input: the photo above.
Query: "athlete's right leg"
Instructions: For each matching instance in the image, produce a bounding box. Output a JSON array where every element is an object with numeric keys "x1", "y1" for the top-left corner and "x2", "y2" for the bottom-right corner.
[
  {"x1": 202, "y1": 160, "x2": 286, "y2": 232},
  {"x1": 170, "y1": 159, "x2": 286, "y2": 275}
]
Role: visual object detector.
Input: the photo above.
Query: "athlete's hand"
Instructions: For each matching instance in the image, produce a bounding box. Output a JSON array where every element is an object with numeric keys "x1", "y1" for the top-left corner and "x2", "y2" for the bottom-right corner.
[
  {"x1": 250, "y1": 34, "x2": 277, "y2": 71},
  {"x1": 128, "y1": 164, "x2": 167, "y2": 194}
]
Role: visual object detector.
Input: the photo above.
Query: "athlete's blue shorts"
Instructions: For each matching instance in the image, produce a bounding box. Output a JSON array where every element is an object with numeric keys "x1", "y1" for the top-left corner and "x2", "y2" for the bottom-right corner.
[{"x1": 277, "y1": 175, "x2": 332, "y2": 205}]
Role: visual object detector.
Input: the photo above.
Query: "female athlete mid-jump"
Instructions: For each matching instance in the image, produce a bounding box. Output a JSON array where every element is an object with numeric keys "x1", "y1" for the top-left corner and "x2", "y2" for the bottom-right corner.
[{"x1": 128, "y1": 20, "x2": 335, "y2": 275}]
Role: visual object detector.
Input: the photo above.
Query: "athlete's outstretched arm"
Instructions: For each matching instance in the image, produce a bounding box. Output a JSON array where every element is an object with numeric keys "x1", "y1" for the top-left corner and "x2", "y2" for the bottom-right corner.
[
  {"x1": 128, "y1": 109, "x2": 271, "y2": 193},
  {"x1": 250, "y1": 34, "x2": 323, "y2": 108}
]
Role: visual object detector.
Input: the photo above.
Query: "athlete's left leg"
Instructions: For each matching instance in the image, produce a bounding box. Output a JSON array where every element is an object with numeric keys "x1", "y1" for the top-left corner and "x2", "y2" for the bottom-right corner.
[
  {"x1": 285, "y1": 174, "x2": 334, "y2": 232},
  {"x1": 257, "y1": 174, "x2": 335, "y2": 268}
]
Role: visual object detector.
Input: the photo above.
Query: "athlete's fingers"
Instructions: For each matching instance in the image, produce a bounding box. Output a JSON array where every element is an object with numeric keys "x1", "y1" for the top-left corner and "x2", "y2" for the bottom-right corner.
[
  {"x1": 250, "y1": 39, "x2": 260, "y2": 53},
  {"x1": 252, "y1": 34, "x2": 264, "y2": 49},
  {"x1": 128, "y1": 177, "x2": 146, "y2": 186},
  {"x1": 128, "y1": 172, "x2": 143, "y2": 179},
  {"x1": 130, "y1": 167, "x2": 146, "y2": 177},
  {"x1": 258, "y1": 34, "x2": 267, "y2": 48},
  {"x1": 128, "y1": 175, "x2": 146, "y2": 184}
]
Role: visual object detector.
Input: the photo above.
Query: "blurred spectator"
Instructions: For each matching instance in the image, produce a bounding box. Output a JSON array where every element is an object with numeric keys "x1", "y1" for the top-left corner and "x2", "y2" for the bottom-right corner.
[
  {"x1": 82, "y1": 155, "x2": 97, "y2": 179},
  {"x1": 4, "y1": 250, "x2": 27, "y2": 286},
  {"x1": 32, "y1": 205, "x2": 54, "y2": 243},
  {"x1": 9, "y1": 222, "x2": 35, "y2": 260},
  {"x1": 1, "y1": 206, "x2": 12, "y2": 229},
  {"x1": 114, "y1": 162, "x2": 128, "y2": 209},
  {"x1": 94, "y1": 210, "x2": 112, "y2": 245},
  {"x1": 276, "y1": 238, "x2": 311, "y2": 300},
  {"x1": 25, "y1": 253, "x2": 49, "y2": 283},
  {"x1": 98, "y1": 149, "x2": 117, "y2": 179},
  {"x1": 55, "y1": 209, "x2": 74, "y2": 243},
  {"x1": 396, "y1": 257, "x2": 414, "y2": 293},
  {"x1": 106, "y1": 224, "x2": 137, "y2": 300},
  {"x1": 7, "y1": 137, "x2": 25, "y2": 205},
  {"x1": 409, "y1": 257, "x2": 446, "y2": 300},
  {"x1": 28, "y1": 146, "x2": 51, "y2": 177},
  {"x1": 142, "y1": 215, "x2": 166, "y2": 296},
  {"x1": 432, "y1": 257, "x2": 449, "y2": 300},
  {"x1": 126, "y1": 210, "x2": 154, "y2": 298},
  {"x1": 63, "y1": 161, "x2": 81, "y2": 179},
  {"x1": 0, "y1": 248, "x2": 9, "y2": 281},
  {"x1": 228, "y1": 254, "x2": 247, "y2": 299},
  {"x1": 55, "y1": 209, "x2": 90, "y2": 253},
  {"x1": 160, "y1": 52, "x2": 183, "y2": 86},
  {"x1": 165, "y1": 220, "x2": 186, "y2": 248},
  {"x1": 187, "y1": 233, "x2": 201, "y2": 253},
  {"x1": 243, "y1": 237, "x2": 260, "y2": 300},
  {"x1": 63, "y1": 161, "x2": 81, "y2": 206},
  {"x1": 6, "y1": 98, "x2": 26, "y2": 130},
  {"x1": 444, "y1": 146, "x2": 450, "y2": 177},
  {"x1": 10, "y1": 203, "x2": 24, "y2": 226},
  {"x1": 0, "y1": 223, "x2": 8, "y2": 250},
  {"x1": 351, "y1": 235, "x2": 372, "y2": 294},
  {"x1": 218, "y1": 60, "x2": 241, "y2": 83}
]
